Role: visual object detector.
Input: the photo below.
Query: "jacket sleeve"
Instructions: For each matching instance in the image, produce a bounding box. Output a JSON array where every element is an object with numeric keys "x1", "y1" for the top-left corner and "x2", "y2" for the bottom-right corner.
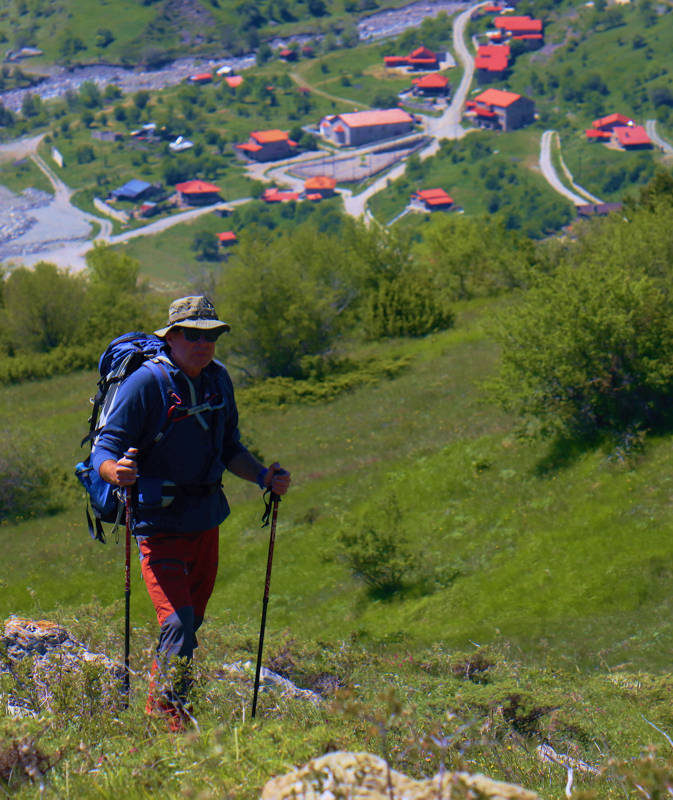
[
  {"x1": 91, "y1": 366, "x2": 166, "y2": 474},
  {"x1": 218, "y1": 365, "x2": 247, "y2": 467}
]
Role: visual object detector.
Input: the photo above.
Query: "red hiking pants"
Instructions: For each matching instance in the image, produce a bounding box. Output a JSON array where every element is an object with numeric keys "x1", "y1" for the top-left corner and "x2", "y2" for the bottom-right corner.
[{"x1": 138, "y1": 527, "x2": 219, "y2": 710}]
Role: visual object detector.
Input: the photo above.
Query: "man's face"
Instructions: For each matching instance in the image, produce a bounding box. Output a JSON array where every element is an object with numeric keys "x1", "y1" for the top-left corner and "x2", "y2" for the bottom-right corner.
[{"x1": 165, "y1": 327, "x2": 218, "y2": 377}]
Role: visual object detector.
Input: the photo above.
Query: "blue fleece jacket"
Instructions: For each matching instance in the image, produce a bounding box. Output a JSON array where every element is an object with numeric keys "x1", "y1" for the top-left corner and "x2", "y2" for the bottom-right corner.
[{"x1": 91, "y1": 357, "x2": 246, "y2": 534}]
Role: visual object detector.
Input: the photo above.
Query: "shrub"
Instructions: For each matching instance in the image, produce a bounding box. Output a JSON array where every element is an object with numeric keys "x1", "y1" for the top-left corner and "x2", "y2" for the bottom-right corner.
[
  {"x1": 0, "y1": 432, "x2": 59, "y2": 521},
  {"x1": 490, "y1": 208, "x2": 673, "y2": 439},
  {"x1": 334, "y1": 498, "x2": 413, "y2": 596},
  {"x1": 362, "y1": 269, "x2": 454, "y2": 339}
]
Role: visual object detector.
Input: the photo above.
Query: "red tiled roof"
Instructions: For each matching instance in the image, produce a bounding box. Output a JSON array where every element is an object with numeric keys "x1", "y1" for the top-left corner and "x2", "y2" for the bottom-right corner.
[
  {"x1": 305, "y1": 175, "x2": 337, "y2": 190},
  {"x1": 412, "y1": 73, "x2": 449, "y2": 88},
  {"x1": 409, "y1": 46, "x2": 437, "y2": 59},
  {"x1": 251, "y1": 129, "x2": 291, "y2": 144},
  {"x1": 262, "y1": 188, "x2": 300, "y2": 202},
  {"x1": 482, "y1": 3, "x2": 505, "y2": 11},
  {"x1": 236, "y1": 142, "x2": 263, "y2": 151},
  {"x1": 494, "y1": 15, "x2": 543, "y2": 32},
  {"x1": 190, "y1": 72, "x2": 212, "y2": 82},
  {"x1": 585, "y1": 129, "x2": 611, "y2": 140},
  {"x1": 474, "y1": 88, "x2": 521, "y2": 107},
  {"x1": 384, "y1": 56, "x2": 409, "y2": 66},
  {"x1": 478, "y1": 43, "x2": 511, "y2": 57},
  {"x1": 306, "y1": 193, "x2": 323, "y2": 201},
  {"x1": 175, "y1": 180, "x2": 220, "y2": 194},
  {"x1": 512, "y1": 33, "x2": 544, "y2": 40},
  {"x1": 338, "y1": 109, "x2": 414, "y2": 128},
  {"x1": 475, "y1": 45, "x2": 510, "y2": 72},
  {"x1": 613, "y1": 125, "x2": 651, "y2": 147},
  {"x1": 414, "y1": 188, "x2": 453, "y2": 206},
  {"x1": 217, "y1": 232, "x2": 237, "y2": 243},
  {"x1": 476, "y1": 108, "x2": 497, "y2": 117},
  {"x1": 592, "y1": 112, "x2": 633, "y2": 130},
  {"x1": 225, "y1": 75, "x2": 243, "y2": 87}
]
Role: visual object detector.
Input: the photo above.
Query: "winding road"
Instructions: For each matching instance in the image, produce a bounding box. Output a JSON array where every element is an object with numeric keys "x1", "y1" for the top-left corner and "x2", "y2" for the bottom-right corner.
[{"x1": 538, "y1": 131, "x2": 592, "y2": 207}]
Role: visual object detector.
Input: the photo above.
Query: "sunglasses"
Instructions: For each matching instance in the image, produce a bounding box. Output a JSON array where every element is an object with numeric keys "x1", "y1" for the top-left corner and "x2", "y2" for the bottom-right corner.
[{"x1": 178, "y1": 327, "x2": 221, "y2": 343}]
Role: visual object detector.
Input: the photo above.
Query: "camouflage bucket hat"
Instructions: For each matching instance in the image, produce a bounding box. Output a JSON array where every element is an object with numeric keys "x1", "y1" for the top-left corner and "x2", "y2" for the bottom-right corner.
[{"x1": 154, "y1": 295, "x2": 231, "y2": 338}]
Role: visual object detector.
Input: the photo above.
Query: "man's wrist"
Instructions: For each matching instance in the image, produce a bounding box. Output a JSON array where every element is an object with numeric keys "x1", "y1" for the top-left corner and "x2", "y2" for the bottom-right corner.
[{"x1": 256, "y1": 467, "x2": 268, "y2": 490}]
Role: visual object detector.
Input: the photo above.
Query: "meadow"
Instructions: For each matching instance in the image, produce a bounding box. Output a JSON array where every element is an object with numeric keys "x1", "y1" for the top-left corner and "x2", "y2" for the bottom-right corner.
[{"x1": 4, "y1": 294, "x2": 673, "y2": 797}]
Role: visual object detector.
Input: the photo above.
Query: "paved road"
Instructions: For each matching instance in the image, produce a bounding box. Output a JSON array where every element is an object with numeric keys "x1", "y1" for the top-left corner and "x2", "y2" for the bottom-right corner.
[
  {"x1": 646, "y1": 119, "x2": 673, "y2": 155},
  {"x1": 342, "y1": 1, "x2": 485, "y2": 217},
  {"x1": 539, "y1": 130, "x2": 587, "y2": 207}
]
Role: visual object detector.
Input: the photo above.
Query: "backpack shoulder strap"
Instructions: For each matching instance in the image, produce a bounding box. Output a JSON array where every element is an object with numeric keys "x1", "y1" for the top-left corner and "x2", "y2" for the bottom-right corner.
[{"x1": 138, "y1": 357, "x2": 180, "y2": 451}]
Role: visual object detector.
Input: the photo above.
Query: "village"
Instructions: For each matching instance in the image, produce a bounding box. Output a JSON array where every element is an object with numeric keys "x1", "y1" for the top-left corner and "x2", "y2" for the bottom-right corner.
[{"x1": 0, "y1": 0, "x2": 670, "y2": 267}]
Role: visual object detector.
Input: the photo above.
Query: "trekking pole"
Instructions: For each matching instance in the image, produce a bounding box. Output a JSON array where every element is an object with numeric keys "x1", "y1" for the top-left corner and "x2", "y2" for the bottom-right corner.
[
  {"x1": 122, "y1": 448, "x2": 137, "y2": 709},
  {"x1": 251, "y1": 490, "x2": 280, "y2": 719}
]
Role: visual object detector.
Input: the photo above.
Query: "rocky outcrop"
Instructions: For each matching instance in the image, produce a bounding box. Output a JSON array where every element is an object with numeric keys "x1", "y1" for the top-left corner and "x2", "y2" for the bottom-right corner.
[
  {"x1": 260, "y1": 751, "x2": 542, "y2": 800},
  {"x1": 1, "y1": 616, "x2": 124, "y2": 717}
]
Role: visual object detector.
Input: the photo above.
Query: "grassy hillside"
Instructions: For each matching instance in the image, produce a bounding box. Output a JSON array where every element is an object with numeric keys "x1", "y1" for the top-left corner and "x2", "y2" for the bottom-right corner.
[
  {"x1": 0, "y1": 0, "x2": 405, "y2": 68},
  {"x1": 4, "y1": 296, "x2": 673, "y2": 795}
]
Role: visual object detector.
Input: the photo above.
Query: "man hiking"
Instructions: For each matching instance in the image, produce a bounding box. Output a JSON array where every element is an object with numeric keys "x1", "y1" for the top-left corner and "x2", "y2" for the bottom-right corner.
[{"x1": 93, "y1": 295, "x2": 291, "y2": 731}]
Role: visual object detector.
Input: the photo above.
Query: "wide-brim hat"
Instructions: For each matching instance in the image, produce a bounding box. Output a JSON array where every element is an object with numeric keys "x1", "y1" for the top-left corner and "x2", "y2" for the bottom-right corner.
[{"x1": 154, "y1": 295, "x2": 231, "y2": 338}]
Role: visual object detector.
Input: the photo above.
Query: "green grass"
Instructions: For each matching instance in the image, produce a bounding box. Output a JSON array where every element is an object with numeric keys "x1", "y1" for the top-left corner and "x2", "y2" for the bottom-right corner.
[
  {"x1": 112, "y1": 212, "x2": 235, "y2": 287},
  {"x1": 0, "y1": 155, "x2": 52, "y2": 195},
  {"x1": 6, "y1": 296, "x2": 673, "y2": 796},
  {"x1": 368, "y1": 128, "x2": 574, "y2": 235}
]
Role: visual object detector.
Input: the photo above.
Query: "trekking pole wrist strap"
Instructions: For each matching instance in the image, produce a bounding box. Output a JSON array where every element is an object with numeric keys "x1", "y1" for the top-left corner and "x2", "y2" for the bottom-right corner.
[{"x1": 256, "y1": 467, "x2": 268, "y2": 490}]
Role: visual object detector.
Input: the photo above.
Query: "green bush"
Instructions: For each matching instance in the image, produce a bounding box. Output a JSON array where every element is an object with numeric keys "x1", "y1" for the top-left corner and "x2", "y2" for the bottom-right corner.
[
  {"x1": 334, "y1": 498, "x2": 414, "y2": 596},
  {"x1": 490, "y1": 205, "x2": 673, "y2": 439},
  {"x1": 362, "y1": 269, "x2": 454, "y2": 339},
  {"x1": 0, "y1": 432, "x2": 59, "y2": 521}
]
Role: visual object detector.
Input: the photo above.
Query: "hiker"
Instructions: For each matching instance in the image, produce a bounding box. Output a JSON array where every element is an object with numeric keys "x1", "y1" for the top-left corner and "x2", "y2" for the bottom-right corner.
[{"x1": 92, "y1": 295, "x2": 291, "y2": 730}]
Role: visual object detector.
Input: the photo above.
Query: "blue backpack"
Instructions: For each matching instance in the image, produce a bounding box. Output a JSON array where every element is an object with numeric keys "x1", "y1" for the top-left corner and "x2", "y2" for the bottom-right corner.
[{"x1": 75, "y1": 332, "x2": 175, "y2": 543}]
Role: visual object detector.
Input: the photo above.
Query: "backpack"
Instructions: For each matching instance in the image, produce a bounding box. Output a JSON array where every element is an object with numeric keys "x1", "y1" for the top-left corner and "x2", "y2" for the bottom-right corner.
[{"x1": 75, "y1": 332, "x2": 176, "y2": 543}]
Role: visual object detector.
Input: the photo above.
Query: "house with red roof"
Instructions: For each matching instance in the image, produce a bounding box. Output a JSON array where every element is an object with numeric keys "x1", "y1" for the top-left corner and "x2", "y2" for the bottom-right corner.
[
  {"x1": 467, "y1": 88, "x2": 535, "y2": 131},
  {"x1": 475, "y1": 44, "x2": 510, "y2": 79},
  {"x1": 411, "y1": 188, "x2": 454, "y2": 211},
  {"x1": 319, "y1": 109, "x2": 415, "y2": 146},
  {"x1": 592, "y1": 113, "x2": 634, "y2": 132},
  {"x1": 585, "y1": 129, "x2": 612, "y2": 142},
  {"x1": 384, "y1": 45, "x2": 439, "y2": 70},
  {"x1": 217, "y1": 231, "x2": 237, "y2": 246},
  {"x1": 493, "y1": 15, "x2": 543, "y2": 47},
  {"x1": 235, "y1": 129, "x2": 298, "y2": 162},
  {"x1": 279, "y1": 48, "x2": 297, "y2": 61},
  {"x1": 174, "y1": 180, "x2": 222, "y2": 205},
  {"x1": 225, "y1": 75, "x2": 243, "y2": 88},
  {"x1": 412, "y1": 72, "x2": 450, "y2": 97},
  {"x1": 613, "y1": 125, "x2": 652, "y2": 149},
  {"x1": 188, "y1": 72, "x2": 213, "y2": 84},
  {"x1": 261, "y1": 188, "x2": 301, "y2": 203},
  {"x1": 304, "y1": 175, "x2": 337, "y2": 197}
]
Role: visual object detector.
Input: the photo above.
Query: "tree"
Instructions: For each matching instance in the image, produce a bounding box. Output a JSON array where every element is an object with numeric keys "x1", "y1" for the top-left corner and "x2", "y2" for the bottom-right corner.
[
  {"x1": 1, "y1": 262, "x2": 86, "y2": 352},
  {"x1": 20, "y1": 92, "x2": 40, "y2": 117},
  {"x1": 84, "y1": 244, "x2": 156, "y2": 341},
  {"x1": 79, "y1": 81, "x2": 102, "y2": 109},
  {"x1": 95, "y1": 28, "x2": 114, "y2": 48},
  {"x1": 345, "y1": 221, "x2": 454, "y2": 339},
  {"x1": 76, "y1": 143, "x2": 95, "y2": 162},
  {"x1": 216, "y1": 226, "x2": 350, "y2": 377},
  {"x1": 415, "y1": 215, "x2": 533, "y2": 301},
  {"x1": 490, "y1": 205, "x2": 673, "y2": 440},
  {"x1": 133, "y1": 90, "x2": 150, "y2": 110},
  {"x1": 192, "y1": 231, "x2": 220, "y2": 261},
  {"x1": 256, "y1": 42, "x2": 272, "y2": 65}
]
